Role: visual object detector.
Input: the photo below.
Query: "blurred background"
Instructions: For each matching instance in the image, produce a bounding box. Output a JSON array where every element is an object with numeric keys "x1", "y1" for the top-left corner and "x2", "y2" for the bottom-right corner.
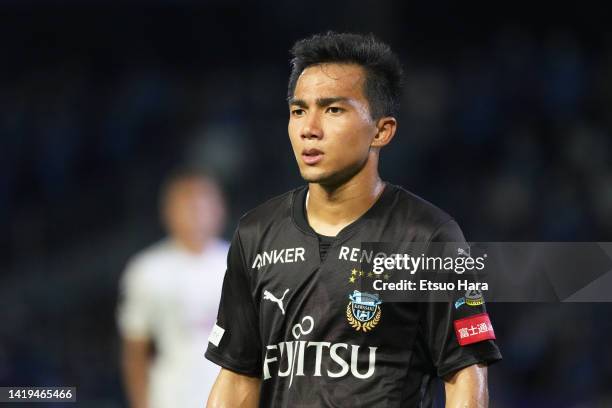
[{"x1": 1, "y1": 1, "x2": 611, "y2": 407}]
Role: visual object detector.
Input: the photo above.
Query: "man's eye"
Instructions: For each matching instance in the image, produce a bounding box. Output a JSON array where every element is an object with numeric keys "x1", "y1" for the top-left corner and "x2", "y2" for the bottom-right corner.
[
  {"x1": 327, "y1": 106, "x2": 344, "y2": 114},
  {"x1": 291, "y1": 108, "x2": 305, "y2": 116}
]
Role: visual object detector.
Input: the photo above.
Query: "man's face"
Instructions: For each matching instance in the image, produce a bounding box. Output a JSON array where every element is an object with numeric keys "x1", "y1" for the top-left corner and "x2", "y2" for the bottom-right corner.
[
  {"x1": 288, "y1": 63, "x2": 379, "y2": 186},
  {"x1": 163, "y1": 178, "x2": 225, "y2": 248}
]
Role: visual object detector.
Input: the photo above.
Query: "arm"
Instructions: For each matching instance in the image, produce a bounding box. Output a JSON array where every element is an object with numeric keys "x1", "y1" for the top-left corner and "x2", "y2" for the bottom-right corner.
[
  {"x1": 207, "y1": 368, "x2": 261, "y2": 408},
  {"x1": 121, "y1": 337, "x2": 152, "y2": 408},
  {"x1": 423, "y1": 221, "x2": 500, "y2": 407},
  {"x1": 444, "y1": 363, "x2": 488, "y2": 408}
]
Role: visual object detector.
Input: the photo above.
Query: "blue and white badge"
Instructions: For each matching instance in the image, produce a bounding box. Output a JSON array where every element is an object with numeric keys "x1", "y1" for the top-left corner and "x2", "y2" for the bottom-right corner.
[{"x1": 347, "y1": 290, "x2": 382, "y2": 332}]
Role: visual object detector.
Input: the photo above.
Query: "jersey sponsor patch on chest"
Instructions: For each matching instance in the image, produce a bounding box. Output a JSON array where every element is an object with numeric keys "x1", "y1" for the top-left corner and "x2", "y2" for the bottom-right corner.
[
  {"x1": 263, "y1": 315, "x2": 378, "y2": 387},
  {"x1": 252, "y1": 247, "x2": 306, "y2": 269},
  {"x1": 453, "y1": 313, "x2": 495, "y2": 346},
  {"x1": 338, "y1": 246, "x2": 381, "y2": 262}
]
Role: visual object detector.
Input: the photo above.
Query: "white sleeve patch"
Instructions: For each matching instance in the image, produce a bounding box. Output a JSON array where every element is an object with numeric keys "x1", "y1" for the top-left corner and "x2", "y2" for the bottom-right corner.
[{"x1": 208, "y1": 323, "x2": 225, "y2": 347}]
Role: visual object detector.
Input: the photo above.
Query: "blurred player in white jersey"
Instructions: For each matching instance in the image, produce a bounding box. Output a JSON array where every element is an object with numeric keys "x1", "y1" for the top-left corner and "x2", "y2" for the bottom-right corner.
[{"x1": 117, "y1": 168, "x2": 229, "y2": 408}]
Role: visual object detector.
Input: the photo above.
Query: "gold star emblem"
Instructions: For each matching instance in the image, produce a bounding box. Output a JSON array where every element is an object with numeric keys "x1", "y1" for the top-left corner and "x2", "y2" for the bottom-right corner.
[
  {"x1": 349, "y1": 276, "x2": 356, "y2": 283},
  {"x1": 351, "y1": 269, "x2": 358, "y2": 276},
  {"x1": 367, "y1": 272, "x2": 373, "y2": 278},
  {"x1": 359, "y1": 270, "x2": 364, "y2": 277}
]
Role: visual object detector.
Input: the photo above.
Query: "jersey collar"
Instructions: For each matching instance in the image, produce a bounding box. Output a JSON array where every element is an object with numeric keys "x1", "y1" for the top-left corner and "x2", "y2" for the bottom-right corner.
[{"x1": 290, "y1": 182, "x2": 396, "y2": 240}]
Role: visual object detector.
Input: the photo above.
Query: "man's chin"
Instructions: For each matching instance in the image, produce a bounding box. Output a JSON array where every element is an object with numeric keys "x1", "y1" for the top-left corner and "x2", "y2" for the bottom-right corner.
[
  {"x1": 300, "y1": 169, "x2": 347, "y2": 188},
  {"x1": 300, "y1": 169, "x2": 331, "y2": 184},
  {"x1": 301, "y1": 174, "x2": 327, "y2": 184},
  {"x1": 299, "y1": 158, "x2": 367, "y2": 187}
]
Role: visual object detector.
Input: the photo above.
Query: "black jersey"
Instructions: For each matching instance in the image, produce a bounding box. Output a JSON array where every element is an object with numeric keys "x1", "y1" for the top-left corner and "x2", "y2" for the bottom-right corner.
[{"x1": 205, "y1": 183, "x2": 501, "y2": 407}]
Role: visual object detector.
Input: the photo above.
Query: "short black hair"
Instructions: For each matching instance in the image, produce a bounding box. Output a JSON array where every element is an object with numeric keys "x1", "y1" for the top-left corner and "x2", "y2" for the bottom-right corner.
[{"x1": 288, "y1": 32, "x2": 403, "y2": 120}]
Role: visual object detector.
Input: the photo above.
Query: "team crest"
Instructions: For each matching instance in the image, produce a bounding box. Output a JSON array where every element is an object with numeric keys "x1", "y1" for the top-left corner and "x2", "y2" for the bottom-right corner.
[
  {"x1": 455, "y1": 289, "x2": 485, "y2": 309},
  {"x1": 346, "y1": 290, "x2": 382, "y2": 332},
  {"x1": 465, "y1": 289, "x2": 484, "y2": 306}
]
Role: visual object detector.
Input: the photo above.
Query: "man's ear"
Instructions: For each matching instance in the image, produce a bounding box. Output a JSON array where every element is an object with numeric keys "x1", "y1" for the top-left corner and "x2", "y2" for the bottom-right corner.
[{"x1": 371, "y1": 117, "x2": 397, "y2": 148}]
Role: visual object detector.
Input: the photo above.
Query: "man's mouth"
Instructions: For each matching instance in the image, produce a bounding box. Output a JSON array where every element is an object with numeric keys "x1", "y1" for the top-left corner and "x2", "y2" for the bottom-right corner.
[{"x1": 301, "y1": 148, "x2": 324, "y2": 165}]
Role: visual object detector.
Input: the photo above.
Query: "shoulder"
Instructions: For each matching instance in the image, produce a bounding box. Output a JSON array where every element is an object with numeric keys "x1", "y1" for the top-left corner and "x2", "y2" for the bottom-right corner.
[
  {"x1": 207, "y1": 238, "x2": 230, "y2": 261},
  {"x1": 122, "y1": 239, "x2": 176, "y2": 280},
  {"x1": 235, "y1": 187, "x2": 303, "y2": 239},
  {"x1": 211, "y1": 238, "x2": 230, "y2": 252},
  {"x1": 386, "y1": 184, "x2": 463, "y2": 241}
]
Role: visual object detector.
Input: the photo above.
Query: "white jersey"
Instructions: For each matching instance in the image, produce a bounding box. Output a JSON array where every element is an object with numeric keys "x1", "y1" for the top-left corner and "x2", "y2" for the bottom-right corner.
[{"x1": 117, "y1": 238, "x2": 229, "y2": 408}]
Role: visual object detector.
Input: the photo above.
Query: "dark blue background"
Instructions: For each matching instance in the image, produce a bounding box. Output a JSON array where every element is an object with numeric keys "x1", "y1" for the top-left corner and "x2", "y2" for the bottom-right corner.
[{"x1": 0, "y1": 1, "x2": 611, "y2": 406}]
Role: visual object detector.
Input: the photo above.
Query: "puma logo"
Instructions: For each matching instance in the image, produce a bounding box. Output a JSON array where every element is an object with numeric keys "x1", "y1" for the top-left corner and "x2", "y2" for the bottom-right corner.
[{"x1": 263, "y1": 289, "x2": 290, "y2": 315}]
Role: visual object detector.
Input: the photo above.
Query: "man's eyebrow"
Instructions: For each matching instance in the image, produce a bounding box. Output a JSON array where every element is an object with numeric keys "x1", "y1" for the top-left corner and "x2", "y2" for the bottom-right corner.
[
  {"x1": 315, "y1": 97, "x2": 349, "y2": 107},
  {"x1": 288, "y1": 98, "x2": 308, "y2": 108},
  {"x1": 288, "y1": 97, "x2": 350, "y2": 108}
]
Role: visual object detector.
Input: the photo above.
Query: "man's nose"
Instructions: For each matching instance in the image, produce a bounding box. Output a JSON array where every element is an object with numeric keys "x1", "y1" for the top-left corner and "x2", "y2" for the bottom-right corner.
[{"x1": 301, "y1": 112, "x2": 323, "y2": 140}]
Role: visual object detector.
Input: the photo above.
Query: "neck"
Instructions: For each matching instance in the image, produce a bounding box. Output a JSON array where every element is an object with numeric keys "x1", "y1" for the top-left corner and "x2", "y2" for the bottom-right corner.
[
  {"x1": 174, "y1": 236, "x2": 210, "y2": 254},
  {"x1": 306, "y1": 157, "x2": 384, "y2": 236}
]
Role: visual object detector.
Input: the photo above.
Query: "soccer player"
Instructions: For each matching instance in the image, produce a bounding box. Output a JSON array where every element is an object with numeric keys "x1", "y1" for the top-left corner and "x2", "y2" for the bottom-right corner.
[
  {"x1": 205, "y1": 32, "x2": 501, "y2": 407},
  {"x1": 117, "y1": 169, "x2": 228, "y2": 408}
]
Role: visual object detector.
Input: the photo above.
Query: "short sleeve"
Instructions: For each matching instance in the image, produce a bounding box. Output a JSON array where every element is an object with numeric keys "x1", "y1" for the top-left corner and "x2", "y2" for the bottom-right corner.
[
  {"x1": 205, "y1": 229, "x2": 262, "y2": 377},
  {"x1": 422, "y1": 219, "x2": 502, "y2": 378},
  {"x1": 116, "y1": 259, "x2": 153, "y2": 340}
]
